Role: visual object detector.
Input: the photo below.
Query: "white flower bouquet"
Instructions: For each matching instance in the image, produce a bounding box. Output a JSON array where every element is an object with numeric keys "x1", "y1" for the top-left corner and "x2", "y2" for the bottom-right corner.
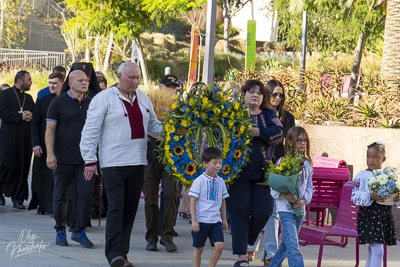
[{"x1": 368, "y1": 167, "x2": 400, "y2": 205}]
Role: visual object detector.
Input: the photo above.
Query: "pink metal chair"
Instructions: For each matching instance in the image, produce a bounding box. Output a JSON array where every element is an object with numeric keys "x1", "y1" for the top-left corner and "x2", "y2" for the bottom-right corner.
[
  {"x1": 299, "y1": 181, "x2": 359, "y2": 266},
  {"x1": 313, "y1": 156, "x2": 347, "y2": 168},
  {"x1": 306, "y1": 167, "x2": 350, "y2": 226}
]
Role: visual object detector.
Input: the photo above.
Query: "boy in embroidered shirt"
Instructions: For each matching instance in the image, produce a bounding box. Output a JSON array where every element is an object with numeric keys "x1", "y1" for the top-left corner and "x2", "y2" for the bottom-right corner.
[{"x1": 189, "y1": 147, "x2": 229, "y2": 267}]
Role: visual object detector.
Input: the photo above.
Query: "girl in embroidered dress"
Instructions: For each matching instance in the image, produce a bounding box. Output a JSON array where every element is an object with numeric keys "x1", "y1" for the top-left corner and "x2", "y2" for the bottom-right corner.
[
  {"x1": 269, "y1": 126, "x2": 314, "y2": 267},
  {"x1": 351, "y1": 142, "x2": 399, "y2": 267}
]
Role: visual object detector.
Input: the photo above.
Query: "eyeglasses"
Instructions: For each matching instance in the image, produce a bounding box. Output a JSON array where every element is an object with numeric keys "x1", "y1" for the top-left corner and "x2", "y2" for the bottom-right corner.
[
  {"x1": 296, "y1": 138, "x2": 308, "y2": 144},
  {"x1": 271, "y1": 93, "x2": 284, "y2": 98}
]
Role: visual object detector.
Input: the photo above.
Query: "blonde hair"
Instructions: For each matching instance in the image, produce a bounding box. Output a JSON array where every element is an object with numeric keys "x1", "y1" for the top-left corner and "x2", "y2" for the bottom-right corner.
[{"x1": 285, "y1": 126, "x2": 312, "y2": 164}]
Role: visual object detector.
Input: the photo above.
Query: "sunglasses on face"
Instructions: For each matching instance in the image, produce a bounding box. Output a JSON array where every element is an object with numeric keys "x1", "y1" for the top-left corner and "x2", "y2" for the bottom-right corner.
[{"x1": 271, "y1": 93, "x2": 284, "y2": 98}]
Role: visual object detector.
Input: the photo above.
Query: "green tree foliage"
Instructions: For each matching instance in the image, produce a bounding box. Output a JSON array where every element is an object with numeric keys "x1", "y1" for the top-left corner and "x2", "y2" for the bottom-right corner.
[{"x1": 0, "y1": 0, "x2": 26, "y2": 48}]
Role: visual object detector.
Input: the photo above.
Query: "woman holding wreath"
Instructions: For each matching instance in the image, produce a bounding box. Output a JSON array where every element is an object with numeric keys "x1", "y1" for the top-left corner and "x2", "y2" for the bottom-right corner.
[{"x1": 226, "y1": 79, "x2": 284, "y2": 267}]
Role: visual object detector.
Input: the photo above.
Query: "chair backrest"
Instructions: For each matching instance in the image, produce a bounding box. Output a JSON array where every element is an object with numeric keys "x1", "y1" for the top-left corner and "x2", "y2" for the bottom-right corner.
[
  {"x1": 311, "y1": 168, "x2": 350, "y2": 209},
  {"x1": 334, "y1": 181, "x2": 359, "y2": 230},
  {"x1": 313, "y1": 156, "x2": 347, "y2": 168}
]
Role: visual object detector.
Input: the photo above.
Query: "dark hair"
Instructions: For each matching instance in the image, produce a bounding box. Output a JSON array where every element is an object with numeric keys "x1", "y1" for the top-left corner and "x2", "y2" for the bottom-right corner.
[
  {"x1": 367, "y1": 142, "x2": 386, "y2": 156},
  {"x1": 189, "y1": 82, "x2": 206, "y2": 94},
  {"x1": 14, "y1": 70, "x2": 29, "y2": 84},
  {"x1": 97, "y1": 76, "x2": 107, "y2": 88},
  {"x1": 53, "y1": 66, "x2": 66, "y2": 75},
  {"x1": 201, "y1": 147, "x2": 223, "y2": 163},
  {"x1": 285, "y1": 126, "x2": 312, "y2": 164},
  {"x1": 241, "y1": 79, "x2": 268, "y2": 109},
  {"x1": 96, "y1": 71, "x2": 105, "y2": 77},
  {"x1": 48, "y1": 72, "x2": 65, "y2": 83},
  {"x1": 265, "y1": 80, "x2": 286, "y2": 123},
  {"x1": 0, "y1": 84, "x2": 10, "y2": 90}
]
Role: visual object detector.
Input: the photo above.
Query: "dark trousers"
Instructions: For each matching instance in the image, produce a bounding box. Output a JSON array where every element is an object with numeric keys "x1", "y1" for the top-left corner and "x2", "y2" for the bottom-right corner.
[
  {"x1": 143, "y1": 160, "x2": 179, "y2": 242},
  {"x1": 103, "y1": 165, "x2": 144, "y2": 263},
  {"x1": 53, "y1": 164, "x2": 95, "y2": 233},
  {"x1": 226, "y1": 178, "x2": 274, "y2": 255}
]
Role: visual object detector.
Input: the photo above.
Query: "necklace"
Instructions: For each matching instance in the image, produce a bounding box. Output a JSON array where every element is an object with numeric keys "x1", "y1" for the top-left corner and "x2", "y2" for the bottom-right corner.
[{"x1": 13, "y1": 87, "x2": 26, "y2": 113}]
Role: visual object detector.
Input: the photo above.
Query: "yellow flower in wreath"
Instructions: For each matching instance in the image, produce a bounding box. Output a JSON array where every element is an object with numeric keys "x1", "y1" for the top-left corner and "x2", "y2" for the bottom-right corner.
[
  {"x1": 185, "y1": 162, "x2": 197, "y2": 176},
  {"x1": 234, "y1": 150, "x2": 242, "y2": 159},
  {"x1": 222, "y1": 164, "x2": 230, "y2": 175},
  {"x1": 173, "y1": 145, "x2": 184, "y2": 156}
]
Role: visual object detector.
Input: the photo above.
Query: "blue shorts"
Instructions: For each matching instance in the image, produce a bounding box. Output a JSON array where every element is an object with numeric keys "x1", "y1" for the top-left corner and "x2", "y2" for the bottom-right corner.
[{"x1": 191, "y1": 222, "x2": 224, "y2": 248}]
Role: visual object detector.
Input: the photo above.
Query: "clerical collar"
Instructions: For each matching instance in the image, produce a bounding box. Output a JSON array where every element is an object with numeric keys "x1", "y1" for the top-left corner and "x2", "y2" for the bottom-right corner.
[{"x1": 13, "y1": 86, "x2": 23, "y2": 93}]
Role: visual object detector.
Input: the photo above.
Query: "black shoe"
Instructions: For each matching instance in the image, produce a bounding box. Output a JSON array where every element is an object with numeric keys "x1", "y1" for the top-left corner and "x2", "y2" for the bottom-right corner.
[
  {"x1": 110, "y1": 256, "x2": 125, "y2": 267},
  {"x1": 146, "y1": 241, "x2": 157, "y2": 251},
  {"x1": 0, "y1": 193, "x2": 5, "y2": 206},
  {"x1": 160, "y1": 239, "x2": 177, "y2": 252},
  {"x1": 13, "y1": 200, "x2": 25, "y2": 209},
  {"x1": 37, "y1": 207, "x2": 46, "y2": 215},
  {"x1": 172, "y1": 229, "x2": 178, "y2": 237}
]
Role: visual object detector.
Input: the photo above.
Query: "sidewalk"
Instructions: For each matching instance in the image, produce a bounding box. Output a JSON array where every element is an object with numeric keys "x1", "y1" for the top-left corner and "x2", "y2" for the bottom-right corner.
[{"x1": 1, "y1": 197, "x2": 399, "y2": 267}]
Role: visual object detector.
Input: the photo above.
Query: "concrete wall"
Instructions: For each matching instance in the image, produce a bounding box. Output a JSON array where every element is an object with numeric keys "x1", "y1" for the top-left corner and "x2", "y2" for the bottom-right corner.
[{"x1": 302, "y1": 124, "x2": 400, "y2": 239}]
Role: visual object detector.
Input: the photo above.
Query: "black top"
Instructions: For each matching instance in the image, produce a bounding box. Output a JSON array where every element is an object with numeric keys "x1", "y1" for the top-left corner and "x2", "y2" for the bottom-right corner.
[
  {"x1": 240, "y1": 109, "x2": 284, "y2": 182},
  {"x1": 31, "y1": 93, "x2": 57, "y2": 150},
  {"x1": 46, "y1": 91, "x2": 91, "y2": 165},
  {"x1": 273, "y1": 111, "x2": 295, "y2": 163}
]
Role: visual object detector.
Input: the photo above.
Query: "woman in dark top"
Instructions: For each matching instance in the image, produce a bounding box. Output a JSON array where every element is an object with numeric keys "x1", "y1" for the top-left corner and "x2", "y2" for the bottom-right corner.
[{"x1": 226, "y1": 79, "x2": 284, "y2": 267}]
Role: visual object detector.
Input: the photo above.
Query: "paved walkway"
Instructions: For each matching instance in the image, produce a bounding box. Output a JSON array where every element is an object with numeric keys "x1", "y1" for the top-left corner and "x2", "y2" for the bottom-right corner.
[{"x1": 1, "y1": 196, "x2": 399, "y2": 267}]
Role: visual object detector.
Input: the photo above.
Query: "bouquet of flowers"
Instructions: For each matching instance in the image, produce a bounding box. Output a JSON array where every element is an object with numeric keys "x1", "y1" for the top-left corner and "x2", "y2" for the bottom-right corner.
[
  {"x1": 368, "y1": 167, "x2": 400, "y2": 205},
  {"x1": 268, "y1": 150, "x2": 304, "y2": 217},
  {"x1": 158, "y1": 84, "x2": 253, "y2": 187}
]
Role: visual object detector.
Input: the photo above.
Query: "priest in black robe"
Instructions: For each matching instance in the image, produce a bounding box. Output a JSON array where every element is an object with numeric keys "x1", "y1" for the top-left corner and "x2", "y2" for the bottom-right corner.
[
  {"x1": 0, "y1": 70, "x2": 34, "y2": 209},
  {"x1": 28, "y1": 72, "x2": 64, "y2": 214}
]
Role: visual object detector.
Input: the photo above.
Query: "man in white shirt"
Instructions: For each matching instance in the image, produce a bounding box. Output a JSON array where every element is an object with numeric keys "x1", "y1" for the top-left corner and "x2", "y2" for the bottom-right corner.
[{"x1": 80, "y1": 62, "x2": 162, "y2": 267}]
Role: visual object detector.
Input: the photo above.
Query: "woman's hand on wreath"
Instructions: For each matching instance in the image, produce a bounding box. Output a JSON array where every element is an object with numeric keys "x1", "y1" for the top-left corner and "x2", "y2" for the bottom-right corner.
[{"x1": 283, "y1": 193, "x2": 297, "y2": 202}]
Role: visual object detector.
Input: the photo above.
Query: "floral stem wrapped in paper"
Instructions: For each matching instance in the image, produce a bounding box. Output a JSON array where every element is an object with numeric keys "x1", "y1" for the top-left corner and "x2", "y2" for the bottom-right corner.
[
  {"x1": 368, "y1": 167, "x2": 400, "y2": 205},
  {"x1": 268, "y1": 149, "x2": 305, "y2": 217}
]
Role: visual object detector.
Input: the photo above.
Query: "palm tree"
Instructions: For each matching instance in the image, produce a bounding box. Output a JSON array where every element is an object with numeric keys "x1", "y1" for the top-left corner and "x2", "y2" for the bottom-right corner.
[{"x1": 381, "y1": 0, "x2": 400, "y2": 86}]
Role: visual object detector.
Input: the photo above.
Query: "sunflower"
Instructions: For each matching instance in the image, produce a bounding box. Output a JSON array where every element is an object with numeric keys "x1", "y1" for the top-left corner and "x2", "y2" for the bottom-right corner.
[
  {"x1": 185, "y1": 162, "x2": 197, "y2": 176},
  {"x1": 234, "y1": 130, "x2": 240, "y2": 137},
  {"x1": 178, "y1": 127, "x2": 186, "y2": 135},
  {"x1": 222, "y1": 164, "x2": 230, "y2": 175},
  {"x1": 234, "y1": 150, "x2": 241, "y2": 159},
  {"x1": 173, "y1": 145, "x2": 184, "y2": 156}
]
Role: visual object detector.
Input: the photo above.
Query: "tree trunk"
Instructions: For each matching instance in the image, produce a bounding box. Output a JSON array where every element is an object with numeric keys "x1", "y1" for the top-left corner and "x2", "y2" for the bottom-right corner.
[
  {"x1": 94, "y1": 34, "x2": 101, "y2": 71},
  {"x1": 381, "y1": 0, "x2": 400, "y2": 87},
  {"x1": 223, "y1": 0, "x2": 230, "y2": 53},
  {"x1": 136, "y1": 36, "x2": 150, "y2": 89},
  {"x1": 0, "y1": 0, "x2": 5, "y2": 48},
  {"x1": 348, "y1": 29, "x2": 367, "y2": 97},
  {"x1": 103, "y1": 31, "x2": 114, "y2": 73},
  {"x1": 85, "y1": 28, "x2": 90, "y2": 62}
]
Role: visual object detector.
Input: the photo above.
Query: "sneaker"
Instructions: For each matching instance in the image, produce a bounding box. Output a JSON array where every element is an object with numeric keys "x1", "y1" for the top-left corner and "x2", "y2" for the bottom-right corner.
[
  {"x1": 159, "y1": 239, "x2": 177, "y2": 252},
  {"x1": 71, "y1": 229, "x2": 94, "y2": 248},
  {"x1": 178, "y1": 212, "x2": 191, "y2": 221},
  {"x1": 56, "y1": 230, "x2": 68, "y2": 246},
  {"x1": 146, "y1": 241, "x2": 157, "y2": 251}
]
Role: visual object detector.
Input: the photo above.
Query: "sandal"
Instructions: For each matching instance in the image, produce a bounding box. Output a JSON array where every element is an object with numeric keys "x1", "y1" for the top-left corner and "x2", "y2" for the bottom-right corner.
[
  {"x1": 233, "y1": 260, "x2": 249, "y2": 267},
  {"x1": 246, "y1": 250, "x2": 255, "y2": 261}
]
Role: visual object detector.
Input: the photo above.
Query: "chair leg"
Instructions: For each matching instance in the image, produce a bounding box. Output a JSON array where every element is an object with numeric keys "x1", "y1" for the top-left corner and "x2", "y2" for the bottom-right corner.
[
  {"x1": 317, "y1": 239, "x2": 325, "y2": 267},
  {"x1": 383, "y1": 244, "x2": 387, "y2": 267},
  {"x1": 354, "y1": 238, "x2": 359, "y2": 267}
]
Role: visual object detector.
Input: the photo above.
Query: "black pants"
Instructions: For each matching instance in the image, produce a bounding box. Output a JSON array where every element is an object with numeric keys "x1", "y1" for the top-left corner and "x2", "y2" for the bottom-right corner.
[
  {"x1": 143, "y1": 160, "x2": 179, "y2": 242},
  {"x1": 53, "y1": 164, "x2": 95, "y2": 233},
  {"x1": 226, "y1": 178, "x2": 274, "y2": 255},
  {"x1": 103, "y1": 165, "x2": 144, "y2": 263}
]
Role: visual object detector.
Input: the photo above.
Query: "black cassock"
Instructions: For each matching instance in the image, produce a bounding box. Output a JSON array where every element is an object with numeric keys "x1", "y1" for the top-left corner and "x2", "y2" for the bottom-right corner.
[
  {"x1": 28, "y1": 93, "x2": 56, "y2": 213},
  {"x1": 0, "y1": 87, "x2": 34, "y2": 201}
]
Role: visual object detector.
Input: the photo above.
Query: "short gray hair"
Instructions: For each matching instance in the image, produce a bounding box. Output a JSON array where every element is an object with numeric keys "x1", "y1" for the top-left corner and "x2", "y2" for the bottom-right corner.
[{"x1": 118, "y1": 62, "x2": 139, "y2": 75}]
